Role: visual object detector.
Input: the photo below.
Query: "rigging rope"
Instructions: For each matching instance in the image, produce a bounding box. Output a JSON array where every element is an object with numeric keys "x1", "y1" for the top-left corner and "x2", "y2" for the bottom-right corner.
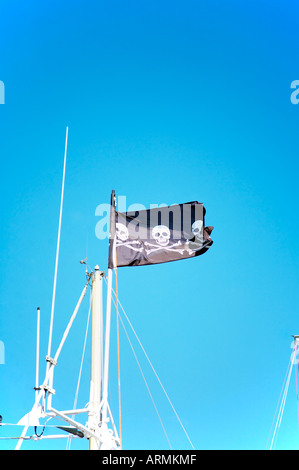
[
  {"x1": 269, "y1": 347, "x2": 295, "y2": 450},
  {"x1": 294, "y1": 345, "x2": 299, "y2": 431},
  {"x1": 104, "y1": 277, "x2": 195, "y2": 450},
  {"x1": 266, "y1": 355, "x2": 292, "y2": 450},
  {"x1": 108, "y1": 289, "x2": 172, "y2": 448},
  {"x1": 118, "y1": 309, "x2": 172, "y2": 449},
  {"x1": 34, "y1": 424, "x2": 46, "y2": 438}
]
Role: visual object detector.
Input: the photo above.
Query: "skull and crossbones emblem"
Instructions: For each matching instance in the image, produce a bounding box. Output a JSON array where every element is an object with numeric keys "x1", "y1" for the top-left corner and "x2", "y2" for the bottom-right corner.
[
  {"x1": 115, "y1": 222, "x2": 144, "y2": 252},
  {"x1": 151, "y1": 225, "x2": 170, "y2": 247},
  {"x1": 191, "y1": 220, "x2": 203, "y2": 241},
  {"x1": 115, "y1": 220, "x2": 205, "y2": 257},
  {"x1": 143, "y1": 224, "x2": 187, "y2": 255},
  {"x1": 116, "y1": 223, "x2": 129, "y2": 242}
]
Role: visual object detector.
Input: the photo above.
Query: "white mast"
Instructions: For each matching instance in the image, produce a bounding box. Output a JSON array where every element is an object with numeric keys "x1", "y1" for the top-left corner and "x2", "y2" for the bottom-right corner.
[
  {"x1": 101, "y1": 190, "x2": 116, "y2": 439},
  {"x1": 86, "y1": 263, "x2": 120, "y2": 450},
  {"x1": 100, "y1": 266, "x2": 114, "y2": 447},
  {"x1": 88, "y1": 266, "x2": 103, "y2": 450},
  {"x1": 35, "y1": 307, "x2": 41, "y2": 402},
  {"x1": 97, "y1": 190, "x2": 120, "y2": 450}
]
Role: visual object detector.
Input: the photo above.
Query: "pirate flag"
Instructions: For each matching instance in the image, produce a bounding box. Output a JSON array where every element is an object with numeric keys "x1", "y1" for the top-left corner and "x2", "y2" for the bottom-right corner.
[{"x1": 108, "y1": 190, "x2": 213, "y2": 268}]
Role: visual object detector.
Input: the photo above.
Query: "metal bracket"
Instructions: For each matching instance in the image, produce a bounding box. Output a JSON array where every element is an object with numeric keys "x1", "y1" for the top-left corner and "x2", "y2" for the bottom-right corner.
[
  {"x1": 43, "y1": 384, "x2": 56, "y2": 395},
  {"x1": 45, "y1": 355, "x2": 57, "y2": 366}
]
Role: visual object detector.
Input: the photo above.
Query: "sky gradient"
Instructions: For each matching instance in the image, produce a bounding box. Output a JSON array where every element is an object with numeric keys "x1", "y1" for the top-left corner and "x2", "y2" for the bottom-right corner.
[{"x1": 1, "y1": 0, "x2": 299, "y2": 450}]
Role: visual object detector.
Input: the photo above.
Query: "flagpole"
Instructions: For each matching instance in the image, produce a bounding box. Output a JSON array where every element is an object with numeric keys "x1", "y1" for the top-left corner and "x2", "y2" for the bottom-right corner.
[
  {"x1": 101, "y1": 190, "x2": 117, "y2": 448},
  {"x1": 102, "y1": 267, "x2": 113, "y2": 427}
]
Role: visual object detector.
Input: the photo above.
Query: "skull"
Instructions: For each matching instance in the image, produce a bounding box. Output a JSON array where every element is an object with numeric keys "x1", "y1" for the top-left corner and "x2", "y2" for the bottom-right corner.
[
  {"x1": 116, "y1": 223, "x2": 129, "y2": 242},
  {"x1": 152, "y1": 225, "x2": 170, "y2": 247},
  {"x1": 191, "y1": 220, "x2": 203, "y2": 239}
]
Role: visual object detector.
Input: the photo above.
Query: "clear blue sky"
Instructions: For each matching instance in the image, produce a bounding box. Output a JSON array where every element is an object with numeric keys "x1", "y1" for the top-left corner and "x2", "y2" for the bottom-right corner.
[{"x1": 1, "y1": 0, "x2": 299, "y2": 450}]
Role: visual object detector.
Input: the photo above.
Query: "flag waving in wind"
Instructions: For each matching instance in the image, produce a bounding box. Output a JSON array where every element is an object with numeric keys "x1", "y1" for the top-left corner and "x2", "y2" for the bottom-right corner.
[{"x1": 108, "y1": 190, "x2": 213, "y2": 268}]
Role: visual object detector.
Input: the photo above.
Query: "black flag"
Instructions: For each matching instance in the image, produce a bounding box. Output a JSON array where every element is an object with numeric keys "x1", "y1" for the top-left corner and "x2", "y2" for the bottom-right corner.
[{"x1": 108, "y1": 191, "x2": 213, "y2": 268}]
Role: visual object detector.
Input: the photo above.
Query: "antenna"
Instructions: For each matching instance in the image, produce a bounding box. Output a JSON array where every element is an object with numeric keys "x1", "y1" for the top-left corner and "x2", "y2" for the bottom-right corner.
[
  {"x1": 34, "y1": 308, "x2": 41, "y2": 401},
  {"x1": 46, "y1": 127, "x2": 69, "y2": 366}
]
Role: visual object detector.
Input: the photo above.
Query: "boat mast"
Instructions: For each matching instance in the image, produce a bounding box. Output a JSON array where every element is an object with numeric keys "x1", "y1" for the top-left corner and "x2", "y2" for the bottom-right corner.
[
  {"x1": 87, "y1": 263, "x2": 120, "y2": 450},
  {"x1": 88, "y1": 266, "x2": 104, "y2": 450},
  {"x1": 101, "y1": 190, "x2": 116, "y2": 446}
]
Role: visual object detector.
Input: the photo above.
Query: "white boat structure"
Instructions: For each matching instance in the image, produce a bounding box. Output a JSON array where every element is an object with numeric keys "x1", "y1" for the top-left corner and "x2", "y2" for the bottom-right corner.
[
  {"x1": 15, "y1": 264, "x2": 124, "y2": 450},
  {"x1": 12, "y1": 128, "x2": 122, "y2": 450}
]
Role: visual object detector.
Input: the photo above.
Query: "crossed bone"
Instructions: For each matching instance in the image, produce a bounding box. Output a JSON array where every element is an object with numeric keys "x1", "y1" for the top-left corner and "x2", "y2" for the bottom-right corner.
[{"x1": 115, "y1": 238, "x2": 201, "y2": 256}]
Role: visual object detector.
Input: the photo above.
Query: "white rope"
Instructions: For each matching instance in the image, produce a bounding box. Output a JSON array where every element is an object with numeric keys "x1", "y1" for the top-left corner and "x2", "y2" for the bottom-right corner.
[
  {"x1": 105, "y1": 277, "x2": 195, "y2": 450},
  {"x1": 266, "y1": 355, "x2": 292, "y2": 450},
  {"x1": 109, "y1": 292, "x2": 172, "y2": 449},
  {"x1": 269, "y1": 349, "x2": 295, "y2": 450}
]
